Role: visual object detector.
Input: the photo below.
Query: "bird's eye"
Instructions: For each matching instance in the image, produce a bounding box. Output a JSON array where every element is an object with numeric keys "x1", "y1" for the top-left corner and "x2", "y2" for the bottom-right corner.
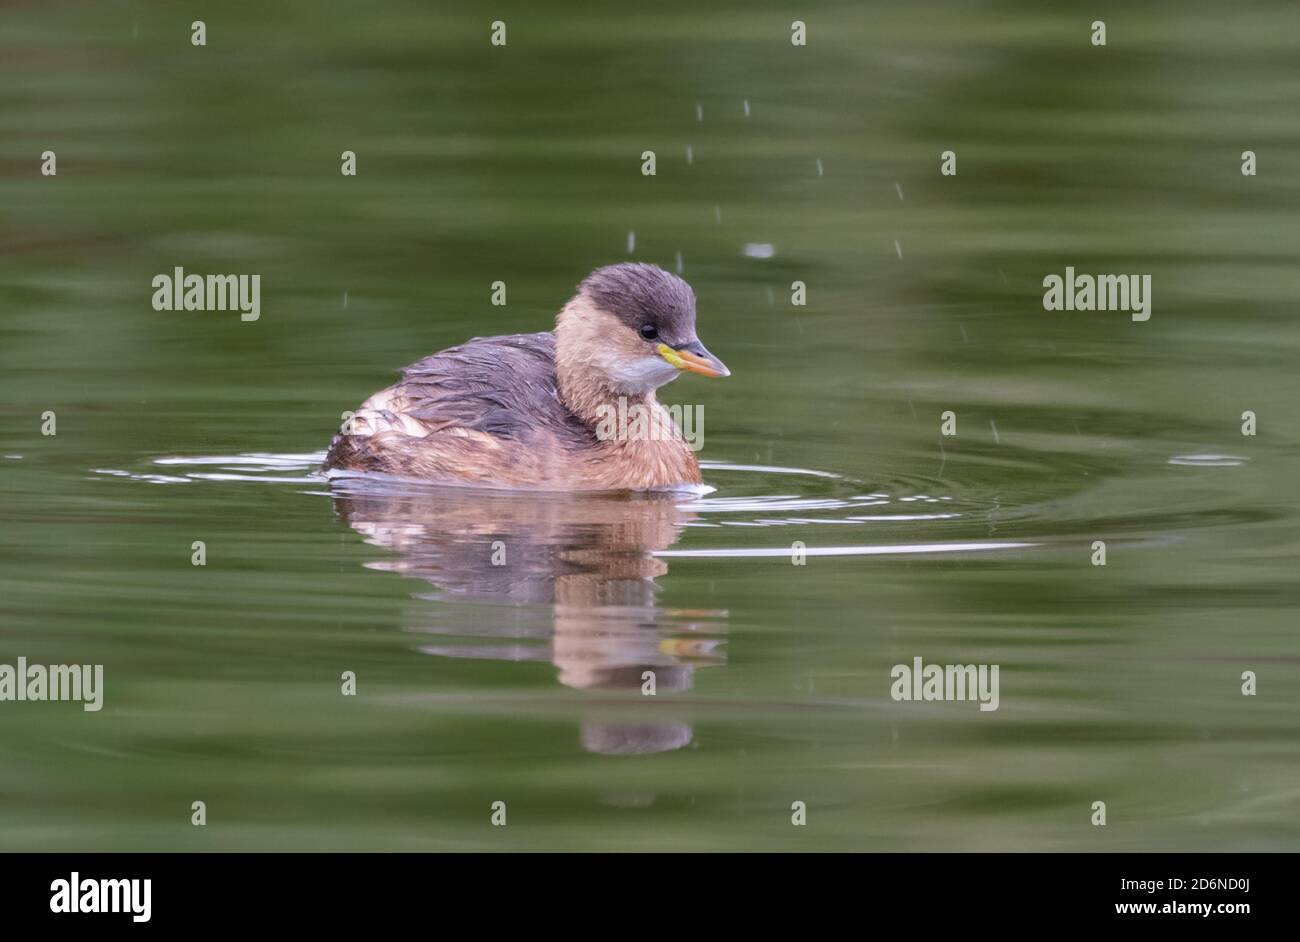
[{"x1": 639, "y1": 324, "x2": 659, "y2": 341}]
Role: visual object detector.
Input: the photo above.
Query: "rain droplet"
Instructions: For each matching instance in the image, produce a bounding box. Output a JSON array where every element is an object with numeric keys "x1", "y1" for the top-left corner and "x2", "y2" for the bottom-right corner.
[
  {"x1": 816, "y1": 158, "x2": 823, "y2": 177},
  {"x1": 696, "y1": 102, "x2": 703, "y2": 122},
  {"x1": 685, "y1": 144, "x2": 694, "y2": 165},
  {"x1": 743, "y1": 99, "x2": 750, "y2": 117},
  {"x1": 675, "y1": 251, "x2": 683, "y2": 274},
  {"x1": 894, "y1": 240, "x2": 903, "y2": 259},
  {"x1": 627, "y1": 230, "x2": 636, "y2": 253}
]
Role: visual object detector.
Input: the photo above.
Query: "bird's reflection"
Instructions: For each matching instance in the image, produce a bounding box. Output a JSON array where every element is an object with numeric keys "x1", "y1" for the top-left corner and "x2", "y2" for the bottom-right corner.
[{"x1": 331, "y1": 482, "x2": 726, "y2": 755}]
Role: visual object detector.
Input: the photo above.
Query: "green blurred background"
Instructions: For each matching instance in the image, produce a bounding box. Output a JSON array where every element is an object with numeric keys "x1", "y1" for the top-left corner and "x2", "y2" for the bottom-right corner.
[{"x1": 1, "y1": 0, "x2": 1297, "y2": 850}]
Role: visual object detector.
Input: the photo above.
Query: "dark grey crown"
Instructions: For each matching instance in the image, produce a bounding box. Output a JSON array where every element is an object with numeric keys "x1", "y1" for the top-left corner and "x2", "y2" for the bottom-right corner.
[{"x1": 579, "y1": 263, "x2": 697, "y2": 343}]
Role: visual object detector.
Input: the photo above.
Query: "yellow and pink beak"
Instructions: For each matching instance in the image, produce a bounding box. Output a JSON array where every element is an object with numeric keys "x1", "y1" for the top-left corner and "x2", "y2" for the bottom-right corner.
[{"x1": 657, "y1": 341, "x2": 730, "y2": 378}]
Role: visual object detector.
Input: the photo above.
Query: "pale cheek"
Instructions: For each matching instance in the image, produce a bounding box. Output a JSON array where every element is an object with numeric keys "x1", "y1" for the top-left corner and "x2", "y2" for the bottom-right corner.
[{"x1": 605, "y1": 355, "x2": 681, "y2": 393}]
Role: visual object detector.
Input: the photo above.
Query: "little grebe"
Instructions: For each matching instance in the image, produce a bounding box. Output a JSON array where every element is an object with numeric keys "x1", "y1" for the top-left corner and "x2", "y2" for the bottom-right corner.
[{"x1": 323, "y1": 263, "x2": 729, "y2": 489}]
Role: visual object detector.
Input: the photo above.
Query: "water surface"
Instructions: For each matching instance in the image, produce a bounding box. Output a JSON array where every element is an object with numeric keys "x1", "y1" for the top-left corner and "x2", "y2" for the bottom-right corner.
[{"x1": 2, "y1": 0, "x2": 1298, "y2": 851}]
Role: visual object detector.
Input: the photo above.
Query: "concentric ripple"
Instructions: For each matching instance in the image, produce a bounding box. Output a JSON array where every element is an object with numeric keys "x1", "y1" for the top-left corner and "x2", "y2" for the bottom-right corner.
[{"x1": 85, "y1": 450, "x2": 1038, "y2": 560}]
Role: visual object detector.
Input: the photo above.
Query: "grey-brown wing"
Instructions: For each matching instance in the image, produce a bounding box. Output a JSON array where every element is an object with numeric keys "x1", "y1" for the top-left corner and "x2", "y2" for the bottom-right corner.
[{"x1": 325, "y1": 331, "x2": 591, "y2": 470}]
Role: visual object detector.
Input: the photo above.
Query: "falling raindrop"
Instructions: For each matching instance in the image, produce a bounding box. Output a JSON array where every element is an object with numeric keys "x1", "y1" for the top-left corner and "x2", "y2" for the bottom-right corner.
[
  {"x1": 765, "y1": 286, "x2": 775, "y2": 305},
  {"x1": 675, "y1": 251, "x2": 683, "y2": 274},
  {"x1": 990, "y1": 420, "x2": 1000, "y2": 444},
  {"x1": 627, "y1": 231, "x2": 636, "y2": 254},
  {"x1": 895, "y1": 182, "x2": 904, "y2": 201},
  {"x1": 894, "y1": 240, "x2": 903, "y2": 259},
  {"x1": 696, "y1": 102, "x2": 703, "y2": 122},
  {"x1": 816, "y1": 158, "x2": 823, "y2": 177},
  {"x1": 714, "y1": 205, "x2": 721, "y2": 224},
  {"x1": 343, "y1": 290, "x2": 349, "y2": 309},
  {"x1": 685, "y1": 144, "x2": 694, "y2": 165},
  {"x1": 743, "y1": 99, "x2": 750, "y2": 117}
]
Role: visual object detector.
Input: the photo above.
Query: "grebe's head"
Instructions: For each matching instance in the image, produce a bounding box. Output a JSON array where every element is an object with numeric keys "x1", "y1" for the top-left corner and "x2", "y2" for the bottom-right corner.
[{"x1": 556, "y1": 263, "x2": 730, "y2": 395}]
